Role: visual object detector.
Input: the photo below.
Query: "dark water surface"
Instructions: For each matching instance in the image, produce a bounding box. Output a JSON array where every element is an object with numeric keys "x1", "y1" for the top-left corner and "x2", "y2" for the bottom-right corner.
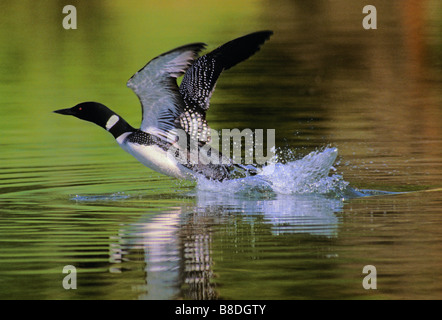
[{"x1": 0, "y1": 0, "x2": 441, "y2": 299}]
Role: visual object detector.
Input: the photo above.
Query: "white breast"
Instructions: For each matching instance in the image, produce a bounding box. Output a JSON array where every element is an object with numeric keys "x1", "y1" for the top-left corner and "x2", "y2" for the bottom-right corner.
[{"x1": 116, "y1": 133, "x2": 195, "y2": 180}]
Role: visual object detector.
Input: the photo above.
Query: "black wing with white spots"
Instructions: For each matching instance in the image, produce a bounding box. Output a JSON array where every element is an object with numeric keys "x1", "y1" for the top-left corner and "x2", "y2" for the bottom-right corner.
[
  {"x1": 180, "y1": 31, "x2": 273, "y2": 112},
  {"x1": 178, "y1": 31, "x2": 273, "y2": 143}
]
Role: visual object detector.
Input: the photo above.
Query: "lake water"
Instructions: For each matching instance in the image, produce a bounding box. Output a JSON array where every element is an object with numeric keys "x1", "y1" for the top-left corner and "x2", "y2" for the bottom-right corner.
[{"x1": 0, "y1": 0, "x2": 441, "y2": 300}]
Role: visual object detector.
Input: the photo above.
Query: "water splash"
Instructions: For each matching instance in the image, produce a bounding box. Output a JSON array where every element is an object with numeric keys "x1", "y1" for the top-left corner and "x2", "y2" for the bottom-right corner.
[{"x1": 196, "y1": 147, "x2": 363, "y2": 199}]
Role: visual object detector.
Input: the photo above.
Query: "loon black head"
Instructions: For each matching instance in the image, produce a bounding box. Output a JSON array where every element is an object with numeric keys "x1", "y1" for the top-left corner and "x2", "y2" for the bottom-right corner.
[
  {"x1": 53, "y1": 102, "x2": 115, "y2": 128},
  {"x1": 54, "y1": 102, "x2": 133, "y2": 137}
]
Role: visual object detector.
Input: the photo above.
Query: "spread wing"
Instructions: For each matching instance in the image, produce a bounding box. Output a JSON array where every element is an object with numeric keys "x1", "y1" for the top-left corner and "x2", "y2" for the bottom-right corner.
[
  {"x1": 127, "y1": 43, "x2": 206, "y2": 142},
  {"x1": 178, "y1": 31, "x2": 273, "y2": 143}
]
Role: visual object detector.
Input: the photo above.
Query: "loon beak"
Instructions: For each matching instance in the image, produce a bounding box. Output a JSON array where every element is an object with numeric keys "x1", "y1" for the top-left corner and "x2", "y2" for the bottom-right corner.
[{"x1": 53, "y1": 108, "x2": 74, "y2": 115}]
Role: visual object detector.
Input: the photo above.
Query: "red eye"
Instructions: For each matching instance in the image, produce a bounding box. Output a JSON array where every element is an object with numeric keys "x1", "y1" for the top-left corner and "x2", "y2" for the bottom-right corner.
[{"x1": 78, "y1": 107, "x2": 82, "y2": 111}]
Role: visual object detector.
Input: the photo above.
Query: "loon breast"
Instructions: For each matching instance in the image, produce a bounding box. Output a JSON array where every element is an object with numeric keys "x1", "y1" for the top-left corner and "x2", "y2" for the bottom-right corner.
[{"x1": 116, "y1": 132, "x2": 195, "y2": 180}]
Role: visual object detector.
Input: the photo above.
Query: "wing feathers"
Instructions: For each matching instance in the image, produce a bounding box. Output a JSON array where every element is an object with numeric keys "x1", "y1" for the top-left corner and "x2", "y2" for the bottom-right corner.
[
  {"x1": 127, "y1": 43, "x2": 206, "y2": 140},
  {"x1": 126, "y1": 31, "x2": 272, "y2": 145},
  {"x1": 179, "y1": 31, "x2": 273, "y2": 112}
]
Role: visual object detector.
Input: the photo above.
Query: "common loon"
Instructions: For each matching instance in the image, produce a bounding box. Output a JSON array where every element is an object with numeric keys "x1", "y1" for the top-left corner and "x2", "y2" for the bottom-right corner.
[{"x1": 54, "y1": 31, "x2": 273, "y2": 181}]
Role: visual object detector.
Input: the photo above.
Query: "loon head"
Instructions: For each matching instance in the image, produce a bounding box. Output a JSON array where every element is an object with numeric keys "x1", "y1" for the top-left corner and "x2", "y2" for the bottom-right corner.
[
  {"x1": 54, "y1": 102, "x2": 116, "y2": 129},
  {"x1": 54, "y1": 102, "x2": 134, "y2": 138}
]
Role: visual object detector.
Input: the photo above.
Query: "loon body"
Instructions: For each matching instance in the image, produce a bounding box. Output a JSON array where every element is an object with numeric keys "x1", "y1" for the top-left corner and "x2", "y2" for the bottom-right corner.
[{"x1": 54, "y1": 31, "x2": 273, "y2": 181}]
